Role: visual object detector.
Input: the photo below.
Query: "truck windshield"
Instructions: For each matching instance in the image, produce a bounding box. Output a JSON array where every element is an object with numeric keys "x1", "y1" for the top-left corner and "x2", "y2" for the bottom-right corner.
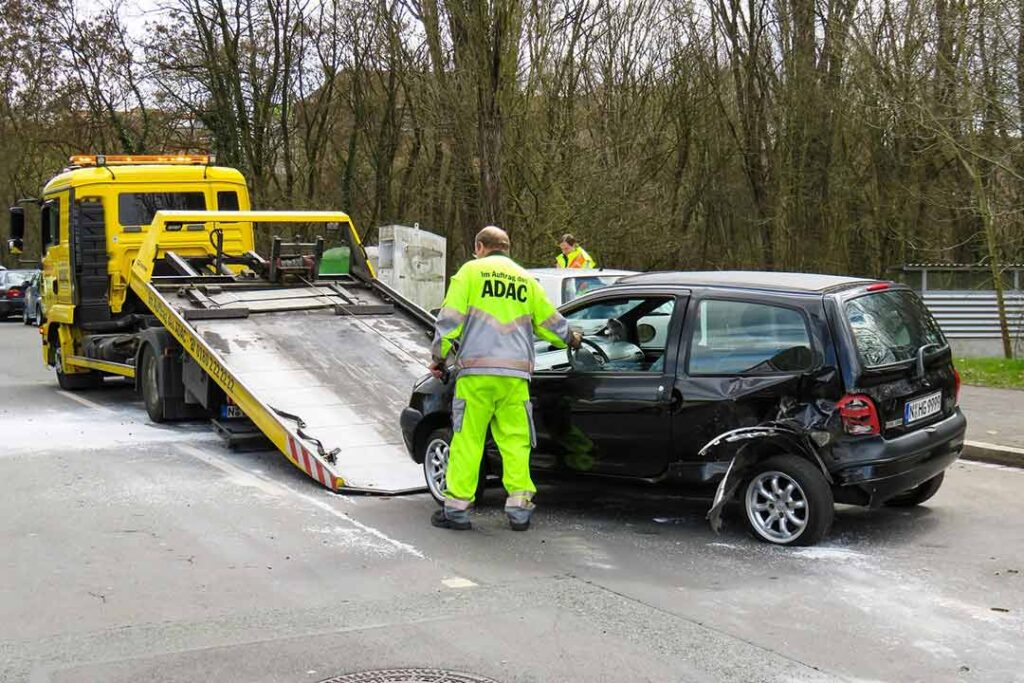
[
  {"x1": 118, "y1": 192, "x2": 206, "y2": 228},
  {"x1": 845, "y1": 289, "x2": 946, "y2": 368}
]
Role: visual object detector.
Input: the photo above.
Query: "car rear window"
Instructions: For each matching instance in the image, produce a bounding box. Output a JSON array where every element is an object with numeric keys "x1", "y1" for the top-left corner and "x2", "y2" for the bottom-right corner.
[
  {"x1": 844, "y1": 289, "x2": 946, "y2": 368},
  {"x1": 3, "y1": 270, "x2": 35, "y2": 286},
  {"x1": 688, "y1": 299, "x2": 814, "y2": 374},
  {"x1": 118, "y1": 192, "x2": 207, "y2": 228}
]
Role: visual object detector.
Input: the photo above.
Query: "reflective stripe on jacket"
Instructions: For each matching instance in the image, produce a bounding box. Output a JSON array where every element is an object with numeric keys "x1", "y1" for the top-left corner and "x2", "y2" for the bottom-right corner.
[
  {"x1": 432, "y1": 253, "x2": 571, "y2": 379},
  {"x1": 555, "y1": 246, "x2": 596, "y2": 269}
]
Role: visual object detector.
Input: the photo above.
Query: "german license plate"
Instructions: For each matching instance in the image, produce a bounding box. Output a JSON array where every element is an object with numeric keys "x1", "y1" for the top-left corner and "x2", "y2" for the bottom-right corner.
[
  {"x1": 222, "y1": 405, "x2": 244, "y2": 419},
  {"x1": 904, "y1": 391, "x2": 942, "y2": 425}
]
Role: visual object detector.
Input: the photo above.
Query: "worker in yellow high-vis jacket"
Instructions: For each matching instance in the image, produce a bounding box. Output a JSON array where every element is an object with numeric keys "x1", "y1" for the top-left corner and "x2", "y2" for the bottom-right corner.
[
  {"x1": 430, "y1": 225, "x2": 581, "y2": 531},
  {"x1": 556, "y1": 233, "x2": 596, "y2": 269}
]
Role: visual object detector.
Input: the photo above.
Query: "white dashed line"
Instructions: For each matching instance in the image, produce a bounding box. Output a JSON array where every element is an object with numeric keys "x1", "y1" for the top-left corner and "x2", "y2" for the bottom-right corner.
[
  {"x1": 56, "y1": 390, "x2": 116, "y2": 414},
  {"x1": 176, "y1": 444, "x2": 425, "y2": 559}
]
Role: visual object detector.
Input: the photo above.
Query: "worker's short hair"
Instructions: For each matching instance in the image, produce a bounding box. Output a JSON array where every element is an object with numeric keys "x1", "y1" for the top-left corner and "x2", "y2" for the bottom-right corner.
[
  {"x1": 560, "y1": 233, "x2": 577, "y2": 246},
  {"x1": 476, "y1": 225, "x2": 511, "y2": 251}
]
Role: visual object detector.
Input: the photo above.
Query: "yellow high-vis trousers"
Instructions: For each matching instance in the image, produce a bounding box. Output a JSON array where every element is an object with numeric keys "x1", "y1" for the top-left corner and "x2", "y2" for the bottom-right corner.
[{"x1": 445, "y1": 374, "x2": 536, "y2": 506}]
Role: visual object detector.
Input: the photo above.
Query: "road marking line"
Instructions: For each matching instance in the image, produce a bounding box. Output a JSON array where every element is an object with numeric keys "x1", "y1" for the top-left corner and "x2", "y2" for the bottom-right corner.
[
  {"x1": 56, "y1": 390, "x2": 116, "y2": 414},
  {"x1": 442, "y1": 577, "x2": 477, "y2": 588},
  {"x1": 176, "y1": 444, "x2": 425, "y2": 558}
]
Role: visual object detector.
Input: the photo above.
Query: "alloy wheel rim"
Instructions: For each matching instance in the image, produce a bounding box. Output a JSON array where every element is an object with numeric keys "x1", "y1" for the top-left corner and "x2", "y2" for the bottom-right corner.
[
  {"x1": 745, "y1": 470, "x2": 809, "y2": 543},
  {"x1": 424, "y1": 437, "x2": 449, "y2": 499}
]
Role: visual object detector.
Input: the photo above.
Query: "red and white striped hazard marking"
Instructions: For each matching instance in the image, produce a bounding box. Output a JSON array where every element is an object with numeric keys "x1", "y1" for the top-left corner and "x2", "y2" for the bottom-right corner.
[{"x1": 288, "y1": 434, "x2": 336, "y2": 489}]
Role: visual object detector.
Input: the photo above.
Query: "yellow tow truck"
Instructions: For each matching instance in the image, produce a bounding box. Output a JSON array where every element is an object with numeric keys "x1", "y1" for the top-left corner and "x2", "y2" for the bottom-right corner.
[{"x1": 7, "y1": 155, "x2": 434, "y2": 493}]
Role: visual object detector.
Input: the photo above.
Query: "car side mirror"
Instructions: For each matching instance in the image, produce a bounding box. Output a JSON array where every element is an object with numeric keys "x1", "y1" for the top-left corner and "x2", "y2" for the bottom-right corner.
[{"x1": 8, "y1": 206, "x2": 24, "y2": 255}]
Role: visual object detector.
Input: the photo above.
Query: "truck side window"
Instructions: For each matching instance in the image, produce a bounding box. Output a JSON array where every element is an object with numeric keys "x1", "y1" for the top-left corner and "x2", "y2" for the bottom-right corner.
[
  {"x1": 688, "y1": 299, "x2": 813, "y2": 375},
  {"x1": 41, "y1": 199, "x2": 60, "y2": 249},
  {"x1": 217, "y1": 191, "x2": 240, "y2": 211}
]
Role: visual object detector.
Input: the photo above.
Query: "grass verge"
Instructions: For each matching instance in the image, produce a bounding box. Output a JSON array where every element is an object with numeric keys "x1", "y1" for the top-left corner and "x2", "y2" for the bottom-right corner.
[{"x1": 955, "y1": 357, "x2": 1024, "y2": 390}]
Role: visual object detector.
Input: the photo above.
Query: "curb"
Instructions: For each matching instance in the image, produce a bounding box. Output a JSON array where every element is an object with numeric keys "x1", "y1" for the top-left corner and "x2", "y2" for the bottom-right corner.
[{"x1": 962, "y1": 441, "x2": 1024, "y2": 469}]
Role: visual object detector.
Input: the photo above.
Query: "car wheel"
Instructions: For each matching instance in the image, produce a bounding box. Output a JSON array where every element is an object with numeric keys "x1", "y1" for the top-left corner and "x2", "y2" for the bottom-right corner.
[
  {"x1": 55, "y1": 349, "x2": 102, "y2": 391},
  {"x1": 22, "y1": 307, "x2": 30, "y2": 325},
  {"x1": 34, "y1": 306, "x2": 42, "y2": 326},
  {"x1": 140, "y1": 346, "x2": 166, "y2": 423},
  {"x1": 420, "y1": 427, "x2": 488, "y2": 506},
  {"x1": 743, "y1": 455, "x2": 833, "y2": 546},
  {"x1": 884, "y1": 472, "x2": 945, "y2": 507}
]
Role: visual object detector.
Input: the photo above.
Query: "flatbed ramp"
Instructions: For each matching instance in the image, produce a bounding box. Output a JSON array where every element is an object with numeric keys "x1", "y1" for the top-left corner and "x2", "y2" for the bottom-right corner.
[{"x1": 130, "y1": 211, "x2": 436, "y2": 494}]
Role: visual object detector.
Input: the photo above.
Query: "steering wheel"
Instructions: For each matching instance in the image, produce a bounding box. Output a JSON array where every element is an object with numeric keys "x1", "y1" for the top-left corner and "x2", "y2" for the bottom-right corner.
[{"x1": 567, "y1": 338, "x2": 610, "y2": 370}]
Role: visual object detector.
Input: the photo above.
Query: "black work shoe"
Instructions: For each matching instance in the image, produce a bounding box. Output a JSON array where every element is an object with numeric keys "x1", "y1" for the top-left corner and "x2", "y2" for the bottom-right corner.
[
  {"x1": 431, "y1": 509, "x2": 471, "y2": 531},
  {"x1": 509, "y1": 518, "x2": 531, "y2": 532}
]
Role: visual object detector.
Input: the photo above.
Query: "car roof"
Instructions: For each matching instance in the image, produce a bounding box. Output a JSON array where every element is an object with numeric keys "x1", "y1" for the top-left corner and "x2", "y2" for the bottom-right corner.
[
  {"x1": 529, "y1": 268, "x2": 638, "y2": 278},
  {"x1": 615, "y1": 270, "x2": 879, "y2": 293}
]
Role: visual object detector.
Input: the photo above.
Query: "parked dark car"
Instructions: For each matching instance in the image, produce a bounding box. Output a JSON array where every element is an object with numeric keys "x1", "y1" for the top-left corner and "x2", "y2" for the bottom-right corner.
[
  {"x1": 22, "y1": 270, "x2": 43, "y2": 326},
  {"x1": 0, "y1": 269, "x2": 36, "y2": 321},
  {"x1": 401, "y1": 271, "x2": 966, "y2": 546}
]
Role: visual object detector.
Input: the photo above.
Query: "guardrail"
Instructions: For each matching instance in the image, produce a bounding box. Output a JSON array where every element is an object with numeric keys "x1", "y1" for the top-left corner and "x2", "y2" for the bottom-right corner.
[{"x1": 922, "y1": 291, "x2": 1024, "y2": 339}]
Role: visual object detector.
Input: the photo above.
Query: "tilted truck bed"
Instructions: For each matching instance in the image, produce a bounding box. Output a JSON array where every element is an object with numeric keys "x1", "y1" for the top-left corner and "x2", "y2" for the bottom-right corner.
[{"x1": 129, "y1": 211, "x2": 435, "y2": 493}]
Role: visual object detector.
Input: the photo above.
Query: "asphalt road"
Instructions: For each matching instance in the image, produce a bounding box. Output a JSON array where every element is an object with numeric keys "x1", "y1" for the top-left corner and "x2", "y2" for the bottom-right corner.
[{"x1": 0, "y1": 322, "x2": 1021, "y2": 683}]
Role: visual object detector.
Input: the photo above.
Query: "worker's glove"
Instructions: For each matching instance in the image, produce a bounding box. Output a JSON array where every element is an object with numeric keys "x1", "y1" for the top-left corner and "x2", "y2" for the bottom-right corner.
[{"x1": 569, "y1": 330, "x2": 584, "y2": 350}]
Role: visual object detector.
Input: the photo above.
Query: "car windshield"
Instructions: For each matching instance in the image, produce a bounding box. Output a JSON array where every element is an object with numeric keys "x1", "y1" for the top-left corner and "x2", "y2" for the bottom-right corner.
[
  {"x1": 562, "y1": 275, "x2": 621, "y2": 303},
  {"x1": 845, "y1": 289, "x2": 946, "y2": 368}
]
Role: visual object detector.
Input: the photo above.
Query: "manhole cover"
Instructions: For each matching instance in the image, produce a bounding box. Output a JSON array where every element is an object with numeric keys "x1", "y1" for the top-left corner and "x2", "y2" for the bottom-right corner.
[{"x1": 319, "y1": 670, "x2": 500, "y2": 683}]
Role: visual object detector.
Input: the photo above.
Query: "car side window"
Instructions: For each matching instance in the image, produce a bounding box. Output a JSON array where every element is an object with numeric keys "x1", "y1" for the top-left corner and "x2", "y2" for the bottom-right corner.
[
  {"x1": 688, "y1": 299, "x2": 814, "y2": 375},
  {"x1": 555, "y1": 296, "x2": 675, "y2": 373}
]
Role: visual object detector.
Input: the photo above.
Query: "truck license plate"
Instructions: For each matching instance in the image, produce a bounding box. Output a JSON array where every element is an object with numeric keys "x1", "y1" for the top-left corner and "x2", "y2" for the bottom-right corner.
[
  {"x1": 904, "y1": 391, "x2": 942, "y2": 425},
  {"x1": 222, "y1": 405, "x2": 244, "y2": 419}
]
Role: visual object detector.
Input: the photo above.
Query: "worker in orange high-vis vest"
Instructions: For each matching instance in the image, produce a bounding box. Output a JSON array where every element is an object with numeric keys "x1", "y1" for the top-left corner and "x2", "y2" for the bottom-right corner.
[
  {"x1": 430, "y1": 226, "x2": 582, "y2": 531},
  {"x1": 556, "y1": 233, "x2": 596, "y2": 268}
]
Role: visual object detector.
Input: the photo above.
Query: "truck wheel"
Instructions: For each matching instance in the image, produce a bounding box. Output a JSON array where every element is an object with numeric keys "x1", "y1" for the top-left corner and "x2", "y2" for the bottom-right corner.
[
  {"x1": 743, "y1": 455, "x2": 833, "y2": 546},
  {"x1": 420, "y1": 427, "x2": 488, "y2": 506},
  {"x1": 140, "y1": 346, "x2": 166, "y2": 423},
  {"x1": 55, "y1": 349, "x2": 102, "y2": 391},
  {"x1": 884, "y1": 472, "x2": 944, "y2": 507}
]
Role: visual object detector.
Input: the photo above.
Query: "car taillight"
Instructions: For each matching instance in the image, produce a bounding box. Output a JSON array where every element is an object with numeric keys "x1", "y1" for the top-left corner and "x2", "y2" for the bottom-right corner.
[
  {"x1": 953, "y1": 368, "x2": 961, "y2": 406},
  {"x1": 7, "y1": 287, "x2": 22, "y2": 298},
  {"x1": 837, "y1": 394, "x2": 881, "y2": 436}
]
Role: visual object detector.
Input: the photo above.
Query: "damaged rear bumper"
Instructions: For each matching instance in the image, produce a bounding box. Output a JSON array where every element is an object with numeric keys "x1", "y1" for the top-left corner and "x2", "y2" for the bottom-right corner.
[{"x1": 831, "y1": 409, "x2": 966, "y2": 505}]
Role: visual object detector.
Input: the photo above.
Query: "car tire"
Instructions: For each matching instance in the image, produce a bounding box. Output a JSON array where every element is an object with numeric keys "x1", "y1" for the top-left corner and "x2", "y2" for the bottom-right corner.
[
  {"x1": 22, "y1": 307, "x2": 30, "y2": 325},
  {"x1": 420, "y1": 427, "x2": 489, "y2": 506},
  {"x1": 884, "y1": 472, "x2": 945, "y2": 507},
  {"x1": 55, "y1": 349, "x2": 102, "y2": 391},
  {"x1": 743, "y1": 454, "x2": 833, "y2": 546},
  {"x1": 140, "y1": 345, "x2": 166, "y2": 423},
  {"x1": 34, "y1": 306, "x2": 42, "y2": 326}
]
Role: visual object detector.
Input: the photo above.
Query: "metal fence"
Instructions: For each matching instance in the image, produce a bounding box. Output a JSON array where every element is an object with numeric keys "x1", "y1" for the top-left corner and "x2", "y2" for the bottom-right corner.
[{"x1": 922, "y1": 291, "x2": 1024, "y2": 339}]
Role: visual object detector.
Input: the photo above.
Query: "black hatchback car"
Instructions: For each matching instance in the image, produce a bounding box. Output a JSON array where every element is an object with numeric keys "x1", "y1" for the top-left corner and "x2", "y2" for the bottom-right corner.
[{"x1": 401, "y1": 271, "x2": 966, "y2": 545}]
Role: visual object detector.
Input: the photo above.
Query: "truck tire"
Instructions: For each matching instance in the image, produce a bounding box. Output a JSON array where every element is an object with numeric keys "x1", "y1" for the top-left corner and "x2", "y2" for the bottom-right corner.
[
  {"x1": 742, "y1": 454, "x2": 833, "y2": 546},
  {"x1": 55, "y1": 349, "x2": 102, "y2": 391},
  {"x1": 140, "y1": 345, "x2": 166, "y2": 423},
  {"x1": 420, "y1": 427, "x2": 489, "y2": 506},
  {"x1": 884, "y1": 472, "x2": 945, "y2": 507}
]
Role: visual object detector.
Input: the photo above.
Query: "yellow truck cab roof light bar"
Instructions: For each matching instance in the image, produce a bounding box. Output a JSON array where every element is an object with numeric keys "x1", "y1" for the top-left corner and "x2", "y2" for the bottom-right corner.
[{"x1": 68, "y1": 154, "x2": 213, "y2": 167}]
